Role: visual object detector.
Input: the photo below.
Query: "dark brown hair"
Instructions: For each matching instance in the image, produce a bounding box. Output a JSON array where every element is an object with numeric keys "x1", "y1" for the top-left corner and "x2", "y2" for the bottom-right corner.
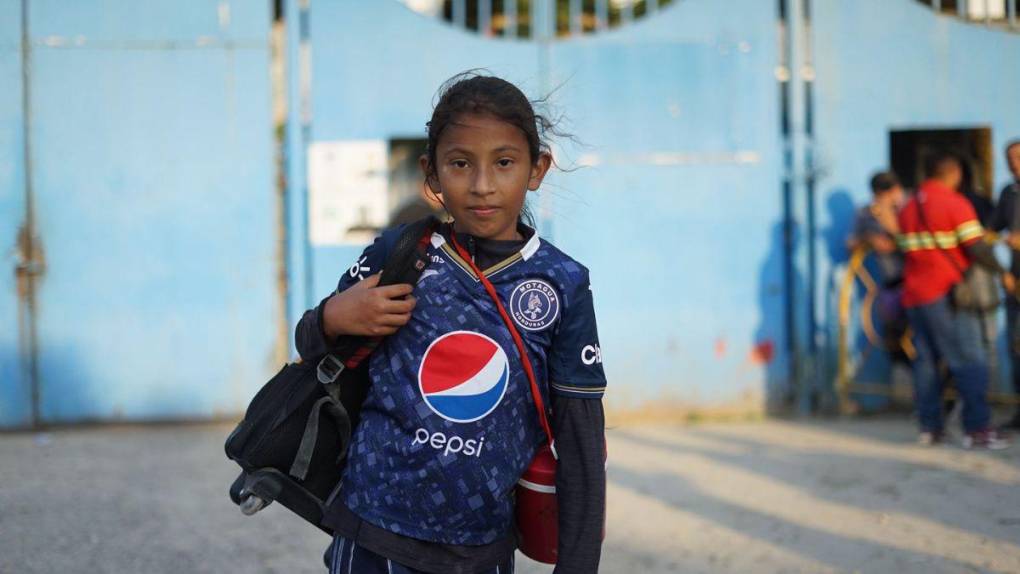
[
  {"x1": 869, "y1": 171, "x2": 900, "y2": 195},
  {"x1": 424, "y1": 72, "x2": 557, "y2": 183}
]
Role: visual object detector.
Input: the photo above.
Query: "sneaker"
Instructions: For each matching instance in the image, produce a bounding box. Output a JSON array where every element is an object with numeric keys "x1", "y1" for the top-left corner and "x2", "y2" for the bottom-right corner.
[
  {"x1": 917, "y1": 431, "x2": 945, "y2": 446},
  {"x1": 962, "y1": 429, "x2": 1011, "y2": 450}
]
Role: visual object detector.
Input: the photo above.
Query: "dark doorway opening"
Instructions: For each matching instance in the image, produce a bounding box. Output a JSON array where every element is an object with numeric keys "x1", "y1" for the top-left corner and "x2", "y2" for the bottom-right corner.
[
  {"x1": 889, "y1": 127, "x2": 994, "y2": 198},
  {"x1": 388, "y1": 138, "x2": 443, "y2": 226}
]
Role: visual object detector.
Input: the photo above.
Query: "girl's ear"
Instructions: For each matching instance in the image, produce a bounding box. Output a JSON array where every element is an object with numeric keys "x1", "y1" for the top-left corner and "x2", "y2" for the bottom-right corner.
[
  {"x1": 527, "y1": 151, "x2": 553, "y2": 191},
  {"x1": 419, "y1": 154, "x2": 440, "y2": 196}
]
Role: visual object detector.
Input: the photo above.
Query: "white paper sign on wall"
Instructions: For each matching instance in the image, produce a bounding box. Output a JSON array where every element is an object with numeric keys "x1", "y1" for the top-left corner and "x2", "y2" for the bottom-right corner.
[{"x1": 307, "y1": 140, "x2": 388, "y2": 246}]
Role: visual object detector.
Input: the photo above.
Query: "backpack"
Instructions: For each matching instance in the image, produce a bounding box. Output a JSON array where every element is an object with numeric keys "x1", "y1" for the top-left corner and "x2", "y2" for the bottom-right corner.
[{"x1": 224, "y1": 216, "x2": 438, "y2": 533}]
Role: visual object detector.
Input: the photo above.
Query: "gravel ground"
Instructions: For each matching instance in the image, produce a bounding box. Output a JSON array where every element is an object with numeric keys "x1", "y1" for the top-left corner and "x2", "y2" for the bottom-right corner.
[{"x1": 2, "y1": 417, "x2": 1019, "y2": 573}]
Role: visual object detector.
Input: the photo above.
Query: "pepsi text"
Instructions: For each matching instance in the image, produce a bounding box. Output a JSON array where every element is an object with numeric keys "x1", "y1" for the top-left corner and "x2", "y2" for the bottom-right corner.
[{"x1": 412, "y1": 428, "x2": 486, "y2": 457}]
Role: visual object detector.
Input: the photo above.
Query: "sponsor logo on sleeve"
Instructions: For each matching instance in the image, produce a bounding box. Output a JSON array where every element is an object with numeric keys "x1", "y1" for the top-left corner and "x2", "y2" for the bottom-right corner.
[
  {"x1": 348, "y1": 256, "x2": 370, "y2": 280},
  {"x1": 581, "y1": 344, "x2": 602, "y2": 365}
]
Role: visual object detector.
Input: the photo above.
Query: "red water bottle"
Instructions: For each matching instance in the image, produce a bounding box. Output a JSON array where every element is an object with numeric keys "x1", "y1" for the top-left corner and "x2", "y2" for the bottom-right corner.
[
  {"x1": 515, "y1": 445, "x2": 559, "y2": 563},
  {"x1": 516, "y1": 444, "x2": 608, "y2": 564}
]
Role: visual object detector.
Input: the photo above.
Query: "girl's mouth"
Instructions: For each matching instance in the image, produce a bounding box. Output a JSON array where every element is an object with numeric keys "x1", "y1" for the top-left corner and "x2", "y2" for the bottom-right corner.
[{"x1": 468, "y1": 207, "x2": 498, "y2": 217}]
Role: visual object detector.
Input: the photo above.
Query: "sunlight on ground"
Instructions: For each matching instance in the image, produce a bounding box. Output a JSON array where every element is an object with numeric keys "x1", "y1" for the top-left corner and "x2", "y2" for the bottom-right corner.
[{"x1": 605, "y1": 421, "x2": 1020, "y2": 573}]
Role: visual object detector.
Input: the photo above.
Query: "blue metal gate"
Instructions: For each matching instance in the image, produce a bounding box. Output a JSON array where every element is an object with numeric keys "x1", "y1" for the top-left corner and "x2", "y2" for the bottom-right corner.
[
  {"x1": 1, "y1": 0, "x2": 280, "y2": 427},
  {"x1": 1, "y1": 0, "x2": 30, "y2": 427},
  {"x1": 289, "y1": 0, "x2": 786, "y2": 412}
]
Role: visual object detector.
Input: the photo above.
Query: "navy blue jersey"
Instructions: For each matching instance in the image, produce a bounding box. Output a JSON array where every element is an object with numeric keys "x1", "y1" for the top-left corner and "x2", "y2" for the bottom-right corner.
[{"x1": 335, "y1": 224, "x2": 606, "y2": 545}]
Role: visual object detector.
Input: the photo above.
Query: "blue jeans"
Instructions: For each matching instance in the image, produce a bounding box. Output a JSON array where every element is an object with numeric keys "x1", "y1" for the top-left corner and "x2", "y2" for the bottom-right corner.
[{"x1": 906, "y1": 296, "x2": 991, "y2": 433}]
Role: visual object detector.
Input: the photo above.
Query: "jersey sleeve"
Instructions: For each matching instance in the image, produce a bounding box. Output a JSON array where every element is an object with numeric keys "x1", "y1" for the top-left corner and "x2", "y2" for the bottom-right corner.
[
  {"x1": 950, "y1": 195, "x2": 984, "y2": 246},
  {"x1": 547, "y1": 273, "x2": 608, "y2": 399},
  {"x1": 294, "y1": 231, "x2": 393, "y2": 360},
  {"x1": 334, "y1": 232, "x2": 390, "y2": 294}
]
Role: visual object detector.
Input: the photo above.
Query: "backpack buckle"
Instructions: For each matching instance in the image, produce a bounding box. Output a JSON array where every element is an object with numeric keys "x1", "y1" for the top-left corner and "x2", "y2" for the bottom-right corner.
[{"x1": 317, "y1": 354, "x2": 345, "y2": 384}]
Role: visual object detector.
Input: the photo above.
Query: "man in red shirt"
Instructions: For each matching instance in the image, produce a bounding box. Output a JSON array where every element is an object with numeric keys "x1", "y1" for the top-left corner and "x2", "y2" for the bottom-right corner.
[{"x1": 897, "y1": 151, "x2": 1012, "y2": 449}]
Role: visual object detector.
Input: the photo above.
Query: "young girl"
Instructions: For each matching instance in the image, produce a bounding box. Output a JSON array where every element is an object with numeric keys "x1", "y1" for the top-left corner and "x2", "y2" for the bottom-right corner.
[{"x1": 295, "y1": 74, "x2": 607, "y2": 574}]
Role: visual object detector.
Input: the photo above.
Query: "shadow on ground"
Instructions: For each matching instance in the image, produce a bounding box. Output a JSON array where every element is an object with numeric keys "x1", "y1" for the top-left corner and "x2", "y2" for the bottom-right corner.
[{"x1": 1, "y1": 417, "x2": 1018, "y2": 573}]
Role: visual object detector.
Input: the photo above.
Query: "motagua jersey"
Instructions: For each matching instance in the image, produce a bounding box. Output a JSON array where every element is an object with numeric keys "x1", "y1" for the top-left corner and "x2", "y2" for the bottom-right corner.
[{"x1": 335, "y1": 224, "x2": 607, "y2": 545}]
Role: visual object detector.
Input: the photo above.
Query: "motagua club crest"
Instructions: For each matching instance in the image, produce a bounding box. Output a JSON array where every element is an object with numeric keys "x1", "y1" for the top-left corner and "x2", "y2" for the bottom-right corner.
[{"x1": 509, "y1": 279, "x2": 561, "y2": 332}]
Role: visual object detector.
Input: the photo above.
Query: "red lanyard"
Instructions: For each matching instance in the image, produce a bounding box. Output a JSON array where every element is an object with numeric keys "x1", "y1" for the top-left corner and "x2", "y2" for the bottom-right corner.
[{"x1": 448, "y1": 231, "x2": 557, "y2": 459}]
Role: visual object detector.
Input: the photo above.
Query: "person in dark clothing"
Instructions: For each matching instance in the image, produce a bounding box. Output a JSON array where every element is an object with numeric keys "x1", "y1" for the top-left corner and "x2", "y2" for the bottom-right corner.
[
  {"x1": 846, "y1": 171, "x2": 912, "y2": 365},
  {"x1": 296, "y1": 74, "x2": 606, "y2": 574},
  {"x1": 959, "y1": 156, "x2": 1003, "y2": 397},
  {"x1": 990, "y1": 139, "x2": 1020, "y2": 430},
  {"x1": 847, "y1": 171, "x2": 905, "y2": 286}
]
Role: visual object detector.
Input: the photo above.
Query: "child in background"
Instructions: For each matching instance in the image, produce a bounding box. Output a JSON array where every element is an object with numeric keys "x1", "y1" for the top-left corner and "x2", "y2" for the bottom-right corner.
[{"x1": 295, "y1": 73, "x2": 607, "y2": 574}]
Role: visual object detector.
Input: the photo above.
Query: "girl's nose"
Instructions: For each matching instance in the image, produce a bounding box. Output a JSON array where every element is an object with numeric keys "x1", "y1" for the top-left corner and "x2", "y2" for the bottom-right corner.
[{"x1": 471, "y1": 166, "x2": 496, "y2": 195}]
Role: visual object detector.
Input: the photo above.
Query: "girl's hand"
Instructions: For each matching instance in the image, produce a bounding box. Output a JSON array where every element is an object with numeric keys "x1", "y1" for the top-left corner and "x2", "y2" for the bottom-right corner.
[{"x1": 322, "y1": 273, "x2": 417, "y2": 338}]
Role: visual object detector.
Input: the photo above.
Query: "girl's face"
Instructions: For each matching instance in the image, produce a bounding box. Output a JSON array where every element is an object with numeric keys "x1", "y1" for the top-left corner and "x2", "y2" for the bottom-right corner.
[{"x1": 423, "y1": 113, "x2": 551, "y2": 241}]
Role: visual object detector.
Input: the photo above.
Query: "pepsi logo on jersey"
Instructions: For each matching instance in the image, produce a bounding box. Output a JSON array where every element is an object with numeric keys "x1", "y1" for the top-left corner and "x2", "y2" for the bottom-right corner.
[
  {"x1": 413, "y1": 331, "x2": 509, "y2": 458},
  {"x1": 418, "y1": 331, "x2": 509, "y2": 423}
]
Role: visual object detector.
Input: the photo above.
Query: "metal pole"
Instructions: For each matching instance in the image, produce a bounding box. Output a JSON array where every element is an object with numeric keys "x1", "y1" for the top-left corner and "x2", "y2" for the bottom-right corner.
[
  {"x1": 452, "y1": 0, "x2": 466, "y2": 28},
  {"x1": 531, "y1": 0, "x2": 554, "y2": 41},
  {"x1": 787, "y1": 0, "x2": 817, "y2": 413},
  {"x1": 621, "y1": 0, "x2": 633, "y2": 23},
  {"x1": 505, "y1": 0, "x2": 518, "y2": 37},
  {"x1": 570, "y1": 0, "x2": 582, "y2": 36},
  {"x1": 479, "y1": 0, "x2": 492, "y2": 35},
  {"x1": 18, "y1": 0, "x2": 41, "y2": 428},
  {"x1": 283, "y1": 0, "x2": 314, "y2": 355},
  {"x1": 596, "y1": 0, "x2": 609, "y2": 30}
]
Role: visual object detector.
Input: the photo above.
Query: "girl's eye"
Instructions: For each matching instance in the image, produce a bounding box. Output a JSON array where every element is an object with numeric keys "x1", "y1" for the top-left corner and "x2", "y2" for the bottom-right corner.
[
  {"x1": 451, "y1": 160, "x2": 469, "y2": 169},
  {"x1": 497, "y1": 158, "x2": 514, "y2": 168}
]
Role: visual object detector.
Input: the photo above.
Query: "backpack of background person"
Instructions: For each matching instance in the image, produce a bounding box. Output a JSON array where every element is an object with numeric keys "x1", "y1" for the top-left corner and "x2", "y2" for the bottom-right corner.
[{"x1": 224, "y1": 216, "x2": 437, "y2": 533}]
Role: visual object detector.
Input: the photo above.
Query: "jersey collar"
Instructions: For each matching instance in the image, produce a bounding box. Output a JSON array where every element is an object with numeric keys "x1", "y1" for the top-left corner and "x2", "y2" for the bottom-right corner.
[{"x1": 430, "y1": 224, "x2": 541, "y2": 280}]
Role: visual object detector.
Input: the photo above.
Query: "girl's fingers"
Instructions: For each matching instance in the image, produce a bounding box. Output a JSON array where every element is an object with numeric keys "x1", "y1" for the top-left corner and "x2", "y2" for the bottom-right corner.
[
  {"x1": 380, "y1": 297, "x2": 416, "y2": 314},
  {"x1": 379, "y1": 313, "x2": 413, "y2": 327},
  {"x1": 375, "y1": 283, "x2": 415, "y2": 298},
  {"x1": 357, "y1": 273, "x2": 382, "y2": 289}
]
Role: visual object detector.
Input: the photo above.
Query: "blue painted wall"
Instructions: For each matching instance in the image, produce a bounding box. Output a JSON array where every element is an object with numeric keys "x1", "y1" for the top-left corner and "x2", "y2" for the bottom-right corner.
[
  {"x1": 813, "y1": 0, "x2": 1020, "y2": 399},
  {"x1": 0, "y1": 0, "x2": 279, "y2": 426},
  {"x1": 298, "y1": 0, "x2": 785, "y2": 413},
  {"x1": 542, "y1": 2, "x2": 784, "y2": 410},
  {"x1": 3, "y1": 0, "x2": 1019, "y2": 426},
  {"x1": 0, "y1": 0, "x2": 30, "y2": 427}
]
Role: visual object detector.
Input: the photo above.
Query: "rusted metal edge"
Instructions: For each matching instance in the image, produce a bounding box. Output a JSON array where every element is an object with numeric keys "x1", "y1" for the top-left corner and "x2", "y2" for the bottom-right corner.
[{"x1": 17, "y1": 0, "x2": 43, "y2": 429}]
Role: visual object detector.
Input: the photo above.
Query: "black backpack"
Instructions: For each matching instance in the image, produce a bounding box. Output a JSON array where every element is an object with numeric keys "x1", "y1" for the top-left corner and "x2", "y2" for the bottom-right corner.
[{"x1": 224, "y1": 216, "x2": 438, "y2": 533}]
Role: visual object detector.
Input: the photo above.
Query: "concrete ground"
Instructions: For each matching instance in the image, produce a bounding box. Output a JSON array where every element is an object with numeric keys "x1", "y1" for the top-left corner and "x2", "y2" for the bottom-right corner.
[{"x1": 2, "y1": 417, "x2": 1019, "y2": 574}]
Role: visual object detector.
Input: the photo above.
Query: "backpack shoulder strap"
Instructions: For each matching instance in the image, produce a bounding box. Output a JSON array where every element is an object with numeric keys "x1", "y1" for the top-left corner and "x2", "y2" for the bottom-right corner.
[{"x1": 377, "y1": 216, "x2": 439, "y2": 287}]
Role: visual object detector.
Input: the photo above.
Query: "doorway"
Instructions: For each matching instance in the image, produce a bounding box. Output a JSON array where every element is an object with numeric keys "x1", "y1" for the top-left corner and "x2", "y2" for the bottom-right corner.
[{"x1": 889, "y1": 127, "x2": 994, "y2": 197}]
